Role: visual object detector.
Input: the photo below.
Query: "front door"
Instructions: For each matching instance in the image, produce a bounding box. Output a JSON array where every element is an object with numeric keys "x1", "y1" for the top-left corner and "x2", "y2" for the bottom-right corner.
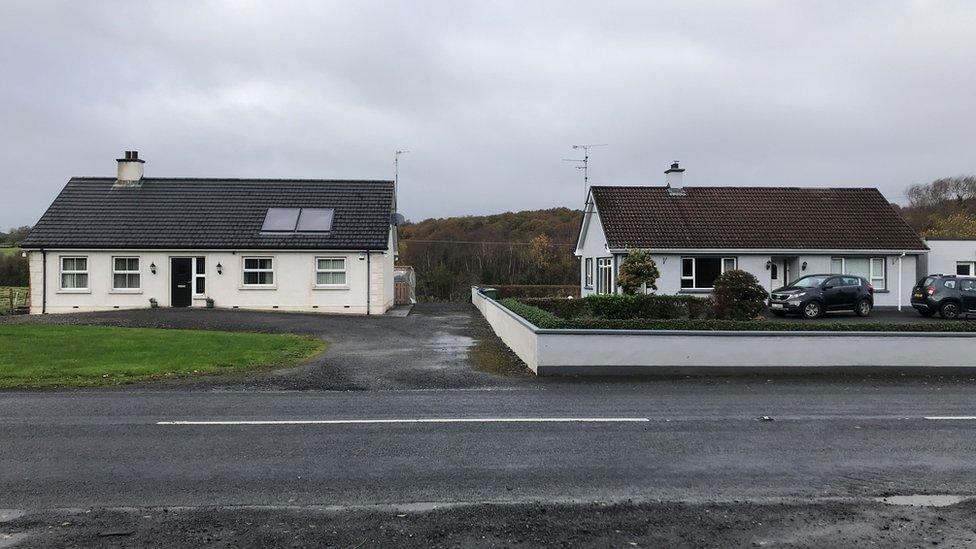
[
  {"x1": 770, "y1": 258, "x2": 787, "y2": 289},
  {"x1": 171, "y1": 258, "x2": 192, "y2": 307}
]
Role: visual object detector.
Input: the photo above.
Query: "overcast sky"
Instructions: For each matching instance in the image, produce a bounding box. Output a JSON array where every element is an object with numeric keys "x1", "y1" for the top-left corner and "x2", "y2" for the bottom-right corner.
[{"x1": 1, "y1": 1, "x2": 975, "y2": 228}]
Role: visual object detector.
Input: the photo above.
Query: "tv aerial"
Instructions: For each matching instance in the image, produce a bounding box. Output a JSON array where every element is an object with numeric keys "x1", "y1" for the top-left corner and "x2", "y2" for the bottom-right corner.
[{"x1": 563, "y1": 143, "x2": 607, "y2": 200}]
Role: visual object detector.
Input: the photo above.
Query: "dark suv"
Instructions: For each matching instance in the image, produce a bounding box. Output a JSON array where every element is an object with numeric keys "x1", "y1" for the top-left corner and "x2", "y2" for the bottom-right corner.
[
  {"x1": 768, "y1": 274, "x2": 874, "y2": 318},
  {"x1": 911, "y1": 275, "x2": 976, "y2": 319}
]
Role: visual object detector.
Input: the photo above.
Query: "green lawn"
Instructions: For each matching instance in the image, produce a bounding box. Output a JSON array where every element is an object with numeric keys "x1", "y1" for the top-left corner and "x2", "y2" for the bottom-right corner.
[
  {"x1": 0, "y1": 325, "x2": 325, "y2": 388},
  {"x1": 0, "y1": 246, "x2": 20, "y2": 256}
]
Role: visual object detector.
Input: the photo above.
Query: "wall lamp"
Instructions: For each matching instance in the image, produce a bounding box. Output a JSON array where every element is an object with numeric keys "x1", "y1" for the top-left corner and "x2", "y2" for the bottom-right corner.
[
  {"x1": 765, "y1": 260, "x2": 772, "y2": 270},
  {"x1": 216, "y1": 262, "x2": 223, "y2": 275},
  {"x1": 150, "y1": 262, "x2": 157, "y2": 274},
  {"x1": 801, "y1": 261, "x2": 808, "y2": 271}
]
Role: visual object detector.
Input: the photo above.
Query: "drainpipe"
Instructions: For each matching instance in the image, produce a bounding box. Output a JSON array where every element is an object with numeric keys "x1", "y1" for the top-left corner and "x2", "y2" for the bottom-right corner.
[
  {"x1": 365, "y1": 250, "x2": 371, "y2": 316},
  {"x1": 898, "y1": 252, "x2": 906, "y2": 311},
  {"x1": 41, "y1": 249, "x2": 47, "y2": 314}
]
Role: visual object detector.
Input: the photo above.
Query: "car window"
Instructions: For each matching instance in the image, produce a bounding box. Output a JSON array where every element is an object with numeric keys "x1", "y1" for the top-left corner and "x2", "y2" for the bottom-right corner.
[
  {"x1": 843, "y1": 277, "x2": 860, "y2": 286},
  {"x1": 962, "y1": 280, "x2": 976, "y2": 291},
  {"x1": 825, "y1": 277, "x2": 842, "y2": 288},
  {"x1": 944, "y1": 279, "x2": 956, "y2": 289},
  {"x1": 920, "y1": 277, "x2": 936, "y2": 287},
  {"x1": 792, "y1": 276, "x2": 828, "y2": 288}
]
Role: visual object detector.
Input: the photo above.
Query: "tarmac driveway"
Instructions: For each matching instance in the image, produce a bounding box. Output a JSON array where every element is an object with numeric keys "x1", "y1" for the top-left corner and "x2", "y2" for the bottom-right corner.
[{"x1": 0, "y1": 304, "x2": 534, "y2": 391}]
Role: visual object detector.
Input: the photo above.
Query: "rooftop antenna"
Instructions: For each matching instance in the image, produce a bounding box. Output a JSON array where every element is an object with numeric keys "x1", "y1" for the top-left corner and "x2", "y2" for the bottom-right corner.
[
  {"x1": 563, "y1": 143, "x2": 607, "y2": 202},
  {"x1": 394, "y1": 149, "x2": 409, "y2": 210}
]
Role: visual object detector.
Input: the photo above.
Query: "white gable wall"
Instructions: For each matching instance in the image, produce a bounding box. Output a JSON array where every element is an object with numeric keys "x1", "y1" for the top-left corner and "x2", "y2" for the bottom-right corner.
[
  {"x1": 577, "y1": 201, "x2": 613, "y2": 296},
  {"x1": 923, "y1": 240, "x2": 976, "y2": 277},
  {"x1": 28, "y1": 247, "x2": 394, "y2": 315}
]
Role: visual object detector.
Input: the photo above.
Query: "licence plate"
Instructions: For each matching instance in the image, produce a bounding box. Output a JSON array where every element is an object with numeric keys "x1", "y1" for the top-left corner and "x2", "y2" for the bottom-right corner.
[
  {"x1": 770, "y1": 303, "x2": 785, "y2": 309},
  {"x1": 913, "y1": 293, "x2": 923, "y2": 299}
]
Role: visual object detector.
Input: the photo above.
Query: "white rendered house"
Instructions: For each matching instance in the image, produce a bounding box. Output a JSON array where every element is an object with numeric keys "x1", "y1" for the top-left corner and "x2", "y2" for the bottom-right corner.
[
  {"x1": 575, "y1": 162, "x2": 929, "y2": 309},
  {"x1": 21, "y1": 151, "x2": 399, "y2": 315}
]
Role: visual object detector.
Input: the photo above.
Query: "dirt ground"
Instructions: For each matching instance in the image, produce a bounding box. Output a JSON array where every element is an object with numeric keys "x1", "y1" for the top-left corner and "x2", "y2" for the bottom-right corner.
[{"x1": 3, "y1": 499, "x2": 974, "y2": 548}]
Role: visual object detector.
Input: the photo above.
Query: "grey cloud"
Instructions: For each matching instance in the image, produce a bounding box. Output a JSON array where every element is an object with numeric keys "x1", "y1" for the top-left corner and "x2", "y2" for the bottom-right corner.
[{"x1": 1, "y1": 1, "x2": 975, "y2": 228}]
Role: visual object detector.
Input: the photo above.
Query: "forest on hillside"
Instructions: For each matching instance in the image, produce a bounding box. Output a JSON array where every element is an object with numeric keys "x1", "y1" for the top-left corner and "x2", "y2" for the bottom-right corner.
[
  {"x1": 895, "y1": 175, "x2": 976, "y2": 239},
  {"x1": 397, "y1": 208, "x2": 583, "y2": 301}
]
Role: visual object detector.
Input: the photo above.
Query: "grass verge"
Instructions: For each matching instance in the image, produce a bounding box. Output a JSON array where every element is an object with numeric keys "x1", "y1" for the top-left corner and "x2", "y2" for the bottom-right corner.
[{"x1": 0, "y1": 325, "x2": 325, "y2": 388}]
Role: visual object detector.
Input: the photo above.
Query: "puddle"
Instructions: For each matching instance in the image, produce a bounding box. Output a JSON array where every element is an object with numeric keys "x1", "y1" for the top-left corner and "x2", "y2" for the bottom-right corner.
[
  {"x1": 874, "y1": 495, "x2": 970, "y2": 507},
  {"x1": 0, "y1": 510, "x2": 24, "y2": 523},
  {"x1": 0, "y1": 532, "x2": 30, "y2": 548}
]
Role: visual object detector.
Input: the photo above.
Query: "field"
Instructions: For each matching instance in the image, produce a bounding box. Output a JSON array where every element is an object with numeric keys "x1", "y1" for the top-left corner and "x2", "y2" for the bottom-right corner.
[
  {"x1": 0, "y1": 286, "x2": 28, "y2": 314},
  {"x1": 0, "y1": 324, "x2": 325, "y2": 388},
  {"x1": 0, "y1": 246, "x2": 21, "y2": 256}
]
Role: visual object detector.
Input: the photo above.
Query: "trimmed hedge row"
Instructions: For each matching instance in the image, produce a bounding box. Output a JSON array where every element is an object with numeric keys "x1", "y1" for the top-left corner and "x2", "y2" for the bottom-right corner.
[
  {"x1": 519, "y1": 294, "x2": 713, "y2": 320},
  {"x1": 500, "y1": 298, "x2": 976, "y2": 332},
  {"x1": 490, "y1": 285, "x2": 580, "y2": 299}
]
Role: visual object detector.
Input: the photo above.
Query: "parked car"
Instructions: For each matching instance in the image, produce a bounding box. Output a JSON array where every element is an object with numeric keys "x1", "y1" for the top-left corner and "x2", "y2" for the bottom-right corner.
[
  {"x1": 768, "y1": 274, "x2": 874, "y2": 319},
  {"x1": 911, "y1": 274, "x2": 976, "y2": 319}
]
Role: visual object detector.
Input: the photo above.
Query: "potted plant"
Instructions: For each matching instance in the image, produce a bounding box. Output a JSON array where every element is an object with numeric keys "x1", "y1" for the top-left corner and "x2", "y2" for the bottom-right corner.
[
  {"x1": 205, "y1": 297, "x2": 215, "y2": 309},
  {"x1": 149, "y1": 298, "x2": 158, "y2": 309}
]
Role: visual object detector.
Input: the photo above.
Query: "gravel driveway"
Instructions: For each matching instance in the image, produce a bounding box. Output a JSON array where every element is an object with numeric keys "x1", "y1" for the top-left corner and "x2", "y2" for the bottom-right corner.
[{"x1": 0, "y1": 304, "x2": 535, "y2": 390}]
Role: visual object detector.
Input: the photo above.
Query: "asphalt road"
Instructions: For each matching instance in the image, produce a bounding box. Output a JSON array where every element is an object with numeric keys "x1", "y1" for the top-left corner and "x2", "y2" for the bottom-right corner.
[{"x1": 4, "y1": 381, "x2": 976, "y2": 509}]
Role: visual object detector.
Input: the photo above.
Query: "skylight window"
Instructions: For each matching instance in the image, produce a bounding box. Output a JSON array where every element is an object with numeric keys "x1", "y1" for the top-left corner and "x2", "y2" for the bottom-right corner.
[
  {"x1": 261, "y1": 208, "x2": 334, "y2": 234},
  {"x1": 296, "y1": 208, "x2": 335, "y2": 232}
]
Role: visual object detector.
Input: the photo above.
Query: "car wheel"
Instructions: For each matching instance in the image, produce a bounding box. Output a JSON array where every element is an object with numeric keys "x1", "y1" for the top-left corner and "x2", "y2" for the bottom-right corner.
[
  {"x1": 940, "y1": 301, "x2": 961, "y2": 320},
  {"x1": 802, "y1": 301, "x2": 823, "y2": 319},
  {"x1": 854, "y1": 299, "x2": 872, "y2": 317}
]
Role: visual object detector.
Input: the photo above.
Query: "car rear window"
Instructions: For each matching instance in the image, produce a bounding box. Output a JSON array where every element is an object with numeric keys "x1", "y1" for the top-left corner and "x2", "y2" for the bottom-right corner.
[{"x1": 920, "y1": 277, "x2": 936, "y2": 287}]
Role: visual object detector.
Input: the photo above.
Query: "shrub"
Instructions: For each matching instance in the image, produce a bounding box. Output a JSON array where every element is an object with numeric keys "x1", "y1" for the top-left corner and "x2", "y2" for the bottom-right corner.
[
  {"x1": 617, "y1": 249, "x2": 659, "y2": 295},
  {"x1": 584, "y1": 294, "x2": 712, "y2": 320},
  {"x1": 711, "y1": 270, "x2": 768, "y2": 320},
  {"x1": 500, "y1": 298, "x2": 563, "y2": 328},
  {"x1": 491, "y1": 285, "x2": 580, "y2": 299}
]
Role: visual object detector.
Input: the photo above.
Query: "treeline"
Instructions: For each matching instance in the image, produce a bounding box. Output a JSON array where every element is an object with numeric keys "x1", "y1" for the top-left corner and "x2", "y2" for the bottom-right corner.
[
  {"x1": 397, "y1": 208, "x2": 583, "y2": 301},
  {"x1": 1, "y1": 225, "x2": 30, "y2": 286},
  {"x1": 896, "y1": 175, "x2": 976, "y2": 238}
]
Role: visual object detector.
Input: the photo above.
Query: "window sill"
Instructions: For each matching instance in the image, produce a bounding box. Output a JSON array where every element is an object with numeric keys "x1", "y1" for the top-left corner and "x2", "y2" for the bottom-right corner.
[
  {"x1": 313, "y1": 285, "x2": 350, "y2": 291},
  {"x1": 240, "y1": 286, "x2": 277, "y2": 290},
  {"x1": 109, "y1": 290, "x2": 143, "y2": 294},
  {"x1": 57, "y1": 289, "x2": 91, "y2": 294},
  {"x1": 679, "y1": 289, "x2": 713, "y2": 294},
  {"x1": 873, "y1": 289, "x2": 890, "y2": 293}
]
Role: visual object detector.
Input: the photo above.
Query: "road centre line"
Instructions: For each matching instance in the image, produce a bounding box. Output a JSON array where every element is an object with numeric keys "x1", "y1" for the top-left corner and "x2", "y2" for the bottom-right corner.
[
  {"x1": 924, "y1": 416, "x2": 976, "y2": 420},
  {"x1": 157, "y1": 417, "x2": 651, "y2": 426}
]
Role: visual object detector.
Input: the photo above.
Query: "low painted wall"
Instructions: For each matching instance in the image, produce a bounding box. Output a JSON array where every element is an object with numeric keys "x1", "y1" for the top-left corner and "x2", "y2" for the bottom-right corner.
[{"x1": 472, "y1": 287, "x2": 976, "y2": 375}]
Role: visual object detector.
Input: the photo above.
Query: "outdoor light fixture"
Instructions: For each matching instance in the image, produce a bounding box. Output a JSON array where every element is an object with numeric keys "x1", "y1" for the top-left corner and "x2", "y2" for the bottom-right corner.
[
  {"x1": 765, "y1": 260, "x2": 772, "y2": 270},
  {"x1": 150, "y1": 262, "x2": 157, "y2": 274},
  {"x1": 802, "y1": 261, "x2": 808, "y2": 271},
  {"x1": 216, "y1": 262, "x2": 223, "y2": 275}
]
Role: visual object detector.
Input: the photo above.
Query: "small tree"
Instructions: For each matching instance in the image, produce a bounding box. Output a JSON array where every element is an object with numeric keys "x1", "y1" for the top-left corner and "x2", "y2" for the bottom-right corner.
[
  {"x1": 711, "y1": 269, "x2": 768, "y2": 320},
  {"x1": 617, "y1": 249, "x2": 660, "y2": 295}
]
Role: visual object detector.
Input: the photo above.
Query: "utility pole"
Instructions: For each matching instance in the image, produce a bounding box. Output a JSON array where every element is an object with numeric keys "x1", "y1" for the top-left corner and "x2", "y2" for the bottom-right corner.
[
  {"x1": 563, "y1": 143, "x2": 607, "y2": 202},
  {"x1": 394, "y1": 149, "x2": 409, "y2": 210}
]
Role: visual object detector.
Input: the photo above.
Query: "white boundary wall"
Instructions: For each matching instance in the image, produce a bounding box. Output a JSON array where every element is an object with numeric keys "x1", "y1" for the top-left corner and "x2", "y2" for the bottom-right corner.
[{"x1": 472, "y1": 287, "x2": 976, "y2": 375}]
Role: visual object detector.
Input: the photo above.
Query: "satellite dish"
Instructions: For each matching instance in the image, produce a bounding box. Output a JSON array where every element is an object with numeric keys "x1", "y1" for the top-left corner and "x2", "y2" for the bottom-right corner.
[{"x1": 391, "y1": 212, "x2": 406, "y2": 226}]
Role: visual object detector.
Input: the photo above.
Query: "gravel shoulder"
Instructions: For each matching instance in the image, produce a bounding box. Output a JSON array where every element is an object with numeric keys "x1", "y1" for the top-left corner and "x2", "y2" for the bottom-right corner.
[
  {"x1": 0, "y1": 304, "x2": 535, "y2": 391},
  {"x1": 4, "y1": 499, "x2": 974, "y2": 548}
]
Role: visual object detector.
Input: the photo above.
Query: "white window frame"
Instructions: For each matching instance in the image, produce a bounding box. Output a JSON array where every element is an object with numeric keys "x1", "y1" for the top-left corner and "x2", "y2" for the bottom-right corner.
[
  {"x1": 193, "y1": 256, "x2": 206, "y2": 296},
  {"x1": 242, "y1": 256, "x2": 275, "y2": 288},
  {"x1": 314, "y1": 257, "x2": 348, "y2": 288},
  {"x1": 957, "y1": 262, "x2": 975, "y2": 277},
  {"x1": 111, "y1": 256, "x2": 141, "y2": 292},
  {"x1": 680, "y1": 256, "x2": 737, "y2": 290},
  {"x1": 584, "y1": 258, "x2": 593, "y2": 288},
  {"x1": 59, "y1": 256, "x2": 89, "y2": 292},
  {"x1": 596, "y1": 257, "x2": 613, "y2": 295},
  {"x1": 830, "y1": 257, "x2": 886, "y2": 290}
]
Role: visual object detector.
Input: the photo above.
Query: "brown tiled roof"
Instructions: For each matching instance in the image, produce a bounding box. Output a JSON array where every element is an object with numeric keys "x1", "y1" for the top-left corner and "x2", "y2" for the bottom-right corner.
[{"x1": 589, "y1": 186, "x2": 927, "y2": 251}]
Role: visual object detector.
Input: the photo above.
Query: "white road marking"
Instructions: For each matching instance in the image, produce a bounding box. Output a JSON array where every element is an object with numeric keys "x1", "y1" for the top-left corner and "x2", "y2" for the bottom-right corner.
[
  {"x1": 157, "y1": 417, "x2": 650, "y2": 426},
  {"x1": 924, "y1": 416, "x2": 976, "y2": 420}
]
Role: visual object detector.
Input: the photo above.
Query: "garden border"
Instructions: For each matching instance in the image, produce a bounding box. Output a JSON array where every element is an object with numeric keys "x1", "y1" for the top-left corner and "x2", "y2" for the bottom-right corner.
[{"x1": 472, "y1": 286, "x2": 976, "y2": 375}]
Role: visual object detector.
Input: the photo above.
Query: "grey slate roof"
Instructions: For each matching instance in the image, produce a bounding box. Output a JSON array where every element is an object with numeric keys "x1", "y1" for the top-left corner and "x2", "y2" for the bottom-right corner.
[
  {"x1": 589, "y1": 185, "x2": 928, "y2": 251},
  {"x1": 22, "y1": 178, "x2": 395, "y2": 250}
]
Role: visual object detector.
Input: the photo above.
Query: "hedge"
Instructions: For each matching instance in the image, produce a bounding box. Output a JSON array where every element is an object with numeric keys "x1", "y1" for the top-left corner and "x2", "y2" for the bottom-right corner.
[
  {"x1": 500, "y1": 298, "x2": 976, "y2": 332},
  {"x1": 518, "y1": 294, "x2": 713, "y2": 320},
  {"x1": 491, "y1": 285, "x2": 580, "y2": 299}
]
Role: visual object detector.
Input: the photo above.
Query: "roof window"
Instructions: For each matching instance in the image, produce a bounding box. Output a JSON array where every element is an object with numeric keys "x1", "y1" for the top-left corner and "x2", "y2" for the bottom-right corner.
[{"x1": 261, "y1": 208, "x2": 334, "y2": 233}]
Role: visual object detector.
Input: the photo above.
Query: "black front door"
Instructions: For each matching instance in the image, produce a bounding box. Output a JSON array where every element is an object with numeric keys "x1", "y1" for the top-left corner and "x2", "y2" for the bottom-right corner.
[{"x1": 171, "y1": 258, "x2": 192, "y2": 307}]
